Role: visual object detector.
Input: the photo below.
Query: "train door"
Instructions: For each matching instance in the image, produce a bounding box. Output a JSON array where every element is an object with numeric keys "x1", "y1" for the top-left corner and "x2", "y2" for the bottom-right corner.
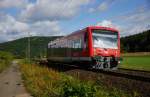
[
  {"x1": 66, "y1": 39, "x2": 72, "y2": 57},
  {"x1": 82, "y1": 31, "x2": 89, "y2": 56}
]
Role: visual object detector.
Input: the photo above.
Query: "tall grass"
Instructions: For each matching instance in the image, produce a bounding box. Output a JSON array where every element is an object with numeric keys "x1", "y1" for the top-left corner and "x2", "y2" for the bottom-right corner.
[
  {"x1": 0, "y1": 51, "x2": 13, "y2": 72},
  {"x1": 20, "y1": 62, "x2": 131, "y2": 97}
]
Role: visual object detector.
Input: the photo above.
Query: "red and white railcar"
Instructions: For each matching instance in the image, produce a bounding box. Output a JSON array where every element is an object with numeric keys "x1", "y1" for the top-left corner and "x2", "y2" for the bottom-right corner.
[{"x1": 47, "y1": 26, "x2": 121, "y2": 70}]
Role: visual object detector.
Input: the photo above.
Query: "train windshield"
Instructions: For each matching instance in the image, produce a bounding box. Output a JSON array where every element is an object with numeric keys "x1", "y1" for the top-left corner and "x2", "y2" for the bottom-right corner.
[{"x1": 92, "y1": 29, "x2": 118, "y2": 49}]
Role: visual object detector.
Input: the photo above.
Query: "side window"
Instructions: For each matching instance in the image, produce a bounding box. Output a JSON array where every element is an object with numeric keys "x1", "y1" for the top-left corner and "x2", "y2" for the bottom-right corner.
[
  {"x1": 70, "y1": 37, "x2": 82, "y2": 49},
  {"x1": 74, "y1": 40, "x2": 78, "y2": 48},
  {"x1": 74, "y1": 39, "x2": 82, "y2": 48}
]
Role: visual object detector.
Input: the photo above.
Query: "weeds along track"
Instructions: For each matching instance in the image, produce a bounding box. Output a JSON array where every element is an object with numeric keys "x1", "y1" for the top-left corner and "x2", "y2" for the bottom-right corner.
[{"x1": 39, "y1": 63, "x2": 150, "y2": 97}]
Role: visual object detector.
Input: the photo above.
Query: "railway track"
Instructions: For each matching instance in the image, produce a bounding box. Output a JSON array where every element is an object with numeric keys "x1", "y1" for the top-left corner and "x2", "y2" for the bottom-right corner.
[
  {"x1": 91, "y1": 69, "x2": 150, "y2": 83},
  {"x1": 58, "y1": 64, "x2": 150, "y2": 83},
  {"x1": 47, "y1": 63, "x2": 150, "y2": 83},
  {"x1": 119, "y1": 68, "x2": 150, "y2": 73},
  {"x1": 118, "y1": 68, "x2": 150, "y2": 79},
  {"x1": 41, "y1": 61, "x2": 150, "y2": 83},
  {"x1": 118, "y1": 68, "x2": 150, "y2": 77}
]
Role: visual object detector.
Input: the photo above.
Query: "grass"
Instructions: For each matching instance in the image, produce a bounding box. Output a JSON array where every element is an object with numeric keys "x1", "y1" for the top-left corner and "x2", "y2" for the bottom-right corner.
[
  {"x1": 0, "y1": 51, "x2": 13, "y2": 73},
  {"x1": 120, "y1": 55, "x2": 150, "y2": 71},
  {"x1": 20, "y1": 61, "x2": 131, "y2": 97},
  {"x1": 0, "y1": 61, "x2": 10, "y2": 72}
]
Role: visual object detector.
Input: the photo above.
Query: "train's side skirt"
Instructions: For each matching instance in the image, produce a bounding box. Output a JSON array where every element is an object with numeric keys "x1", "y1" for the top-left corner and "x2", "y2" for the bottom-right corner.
[{"x1": 47, "y1": 56, "x2": 120, "y2": 70}]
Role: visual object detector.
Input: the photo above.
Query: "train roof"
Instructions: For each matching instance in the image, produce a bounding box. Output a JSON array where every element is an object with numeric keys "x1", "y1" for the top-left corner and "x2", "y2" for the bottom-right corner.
[
  {"x1": 87, "y1": 26, "x2": 119, "y2": 32},
  {"x1": 66, "y1": 26, "x2": 119, "y2": 37},
  {"x1": 48, "y1": 26, "x2": 119, "y2": 46}
]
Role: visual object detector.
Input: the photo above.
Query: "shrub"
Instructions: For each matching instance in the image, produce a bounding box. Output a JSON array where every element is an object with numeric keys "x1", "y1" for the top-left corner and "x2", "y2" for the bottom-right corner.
[
  {"x1": 61, "y1": 78, "x2": 97, "y2": 97},
  {"x1": 0, "y1": 51, "x2": 14, "y2": 72},
  {"x1": 0, "y1": 51, "x2": 13, "y2": 64}
]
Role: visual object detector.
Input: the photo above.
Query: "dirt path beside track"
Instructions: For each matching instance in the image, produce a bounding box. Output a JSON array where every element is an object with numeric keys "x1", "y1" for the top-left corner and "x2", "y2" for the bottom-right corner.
[{"x1": 0, "y1": 61, "x2": 31, "y2": 97}]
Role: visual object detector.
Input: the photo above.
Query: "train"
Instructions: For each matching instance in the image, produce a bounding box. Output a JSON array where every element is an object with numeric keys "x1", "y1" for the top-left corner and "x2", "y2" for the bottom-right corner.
[{"x1": 47, "y1": 26, "x2": 121, "y2": 70}]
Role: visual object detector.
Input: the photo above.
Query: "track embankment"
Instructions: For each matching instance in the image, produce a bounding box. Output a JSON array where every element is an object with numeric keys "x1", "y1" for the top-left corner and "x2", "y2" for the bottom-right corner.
[{"x1": 47, "y1": 63, "x2": 150, "y2": 97}]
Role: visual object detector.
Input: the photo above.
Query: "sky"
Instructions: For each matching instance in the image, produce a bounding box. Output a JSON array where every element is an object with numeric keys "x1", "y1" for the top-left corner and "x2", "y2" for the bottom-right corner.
[{"x1": 0, "y1": 0, "x2": 150, "y2": 42}]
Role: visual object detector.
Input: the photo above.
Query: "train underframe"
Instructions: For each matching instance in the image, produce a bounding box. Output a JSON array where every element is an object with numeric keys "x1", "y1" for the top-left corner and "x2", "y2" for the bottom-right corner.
[
  {"x1": 47, "y1": 56, "x2": 120, "y2": 70},
  {"x1": 91, "y1": 56, "x2": 119, "y2": 70}
]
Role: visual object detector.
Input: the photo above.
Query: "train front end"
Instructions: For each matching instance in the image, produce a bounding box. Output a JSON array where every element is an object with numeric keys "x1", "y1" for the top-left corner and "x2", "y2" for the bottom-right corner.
[{"x1": 89, "y1": 27, "x2": 120, "y2": 70}]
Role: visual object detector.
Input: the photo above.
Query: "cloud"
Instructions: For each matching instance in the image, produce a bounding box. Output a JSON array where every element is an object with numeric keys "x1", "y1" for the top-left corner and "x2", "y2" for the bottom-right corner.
[
  {"x1": 114, "y1": 6, "x2": 150, "y2": 36},
  {"x1": 96, "y1": 12, "x2": 150, "y2": 37},
  {"x1": 0, "y1": 13, "x2": 30, "y2": 42},
  {"x1": 0, "y1": 13, "x2": 62, "y2": 42},
  {"x1": 96, "y1": 20, "x2": 113, "y2": 27},
  {"x1": 20, "y1": 0, "x2": 90, "y2": 22},
  {"x1": 96, "y1": 20, "x2": 120, "y2": 30},
  {"x1": 96, "y1": 6, "x2": 150, "y2": 37},
  {"x1": 0, "y1": 0, "x2": 28, "y2": 9},
  {"x1": 28, "y1": 21, "x2": 61, "y2": 36},
  {"x1": 1, "y1": 0, "x2": 90, "y2": 42},
  {"x1": 0, "y1": 0, "x2": 149, "y2": 42},
  {"x1": 0, "y1": 13, "x2": 29, "y2": 34},
  {"x1": 88, "y1": 8, "x2": 95, "y2": 13},
  {"x1": 89, "y1": 0, "x2": 115, "y2": 13}
]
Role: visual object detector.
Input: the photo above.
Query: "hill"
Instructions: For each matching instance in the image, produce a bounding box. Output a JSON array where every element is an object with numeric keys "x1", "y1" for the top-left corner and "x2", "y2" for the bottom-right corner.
[
  {"x1": 0, "y1": 36, "x2": 61, "y2": 58},
  {"x1": 121, "y1": 30, "x2": 150, "y2": 52}
]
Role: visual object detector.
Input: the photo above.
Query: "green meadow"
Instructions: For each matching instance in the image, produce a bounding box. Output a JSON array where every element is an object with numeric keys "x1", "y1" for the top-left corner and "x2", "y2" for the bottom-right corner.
[{"x1": 120, "y1": 55, "x2": 150, "y2": 71}]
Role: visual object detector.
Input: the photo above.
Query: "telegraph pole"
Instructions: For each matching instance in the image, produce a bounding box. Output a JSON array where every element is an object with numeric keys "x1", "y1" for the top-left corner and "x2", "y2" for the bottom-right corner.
[{"x1": 28, "y1": 32, "x2": 31, "y2": 64}]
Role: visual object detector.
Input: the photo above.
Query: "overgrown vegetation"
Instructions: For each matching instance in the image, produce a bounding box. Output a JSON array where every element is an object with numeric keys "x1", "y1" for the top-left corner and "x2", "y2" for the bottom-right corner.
[
  {"x1": 0, "y1": 51, "x2": 13, "y2": 72},
  {"x1": 20, "y1": 62, "x2": 131, "y2": 97}
]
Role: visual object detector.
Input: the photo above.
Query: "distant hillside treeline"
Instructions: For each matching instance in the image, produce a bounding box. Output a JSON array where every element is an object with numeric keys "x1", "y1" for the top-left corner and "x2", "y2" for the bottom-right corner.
[
  {"x1": 121, "y1": 30, "x2": 150, "y2": 52},
  {"x1": 0, "y1": 30, "x2": 150, "y2": 58},
  {"x1": 0, "y1": 36, "x2": 61, "y2": 58}
]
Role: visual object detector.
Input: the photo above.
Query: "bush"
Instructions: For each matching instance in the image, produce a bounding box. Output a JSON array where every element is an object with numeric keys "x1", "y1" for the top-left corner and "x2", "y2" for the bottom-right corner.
[
  {"x1": 61, "y1": 78, "x2": 97, "y2": 97},
  {"x1": 0, "y1": 51, "x2": 14, "y2": 72},
  {"x1": 0, "y1": 51, "x2": 13, "y2": 62}
]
